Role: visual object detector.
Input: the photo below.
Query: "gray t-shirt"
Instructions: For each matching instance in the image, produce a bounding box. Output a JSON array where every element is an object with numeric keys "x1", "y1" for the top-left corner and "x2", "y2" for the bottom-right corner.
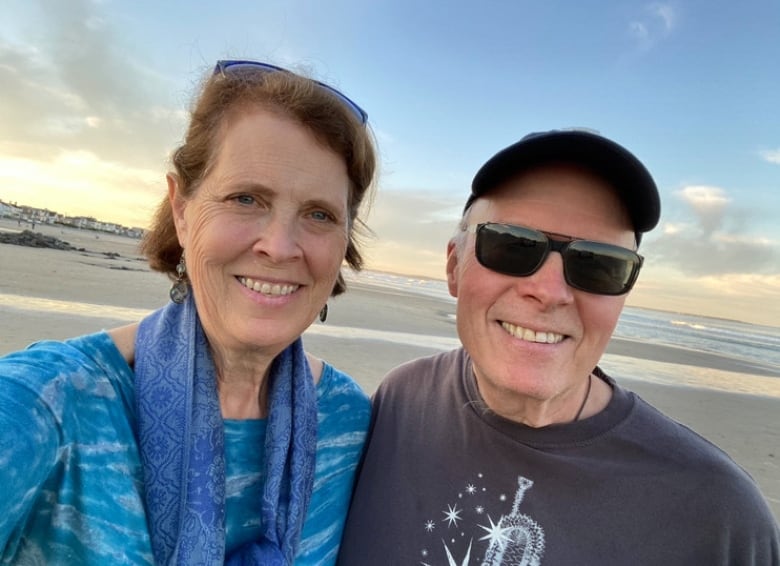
[{"x1": 338, "y1": 348, "x2": 779, "y2": 565}]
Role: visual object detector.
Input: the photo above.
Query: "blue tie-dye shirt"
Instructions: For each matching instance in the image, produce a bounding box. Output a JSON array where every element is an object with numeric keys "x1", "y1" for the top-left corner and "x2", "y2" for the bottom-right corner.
[{"x1": 0, "y1": 332, "x2": 370, "y2": 565}]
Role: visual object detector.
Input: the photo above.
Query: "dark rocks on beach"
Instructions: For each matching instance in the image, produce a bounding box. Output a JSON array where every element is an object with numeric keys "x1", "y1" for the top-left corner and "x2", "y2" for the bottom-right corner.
[{"x1": 0, "y1": 230, "x2": 76, "y2": 251}]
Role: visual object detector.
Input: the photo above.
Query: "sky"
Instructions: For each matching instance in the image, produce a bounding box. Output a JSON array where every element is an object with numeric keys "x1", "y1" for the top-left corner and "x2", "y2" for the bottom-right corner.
[{"x1": 1, "y1": 0, "x2": 778, "y2": 327}]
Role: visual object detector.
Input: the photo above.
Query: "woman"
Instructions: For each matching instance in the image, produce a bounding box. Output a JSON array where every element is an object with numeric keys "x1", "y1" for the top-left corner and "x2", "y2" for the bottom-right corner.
[{"x1": 0, "y1": 60, "x2": 376, "y2": 565}]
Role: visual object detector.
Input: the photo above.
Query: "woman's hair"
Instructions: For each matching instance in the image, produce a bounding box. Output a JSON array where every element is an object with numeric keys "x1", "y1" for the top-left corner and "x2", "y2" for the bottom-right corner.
[{"x1": 141, "y1": 64, "x2": 377, "y2": 296}]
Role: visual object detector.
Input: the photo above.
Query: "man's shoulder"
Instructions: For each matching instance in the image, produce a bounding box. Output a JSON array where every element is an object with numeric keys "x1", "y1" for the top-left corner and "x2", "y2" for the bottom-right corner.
[
  {"x1": 627, "y1": 392, "x2": 774, "y2": 504},
  {"x1": 623, "y1": 391, "x2": 780, "y2": 554}
]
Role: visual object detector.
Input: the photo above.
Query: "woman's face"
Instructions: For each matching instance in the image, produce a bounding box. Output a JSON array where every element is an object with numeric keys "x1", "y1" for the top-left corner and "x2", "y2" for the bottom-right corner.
[{"x1": 170, "y1": 107, "x2": 350, "y2": 359}]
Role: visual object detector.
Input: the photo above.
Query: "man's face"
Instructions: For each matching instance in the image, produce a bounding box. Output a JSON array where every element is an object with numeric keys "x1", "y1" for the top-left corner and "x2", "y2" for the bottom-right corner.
[{"x1": 446, "y1": 164, "x2": 636, "y2": 422}]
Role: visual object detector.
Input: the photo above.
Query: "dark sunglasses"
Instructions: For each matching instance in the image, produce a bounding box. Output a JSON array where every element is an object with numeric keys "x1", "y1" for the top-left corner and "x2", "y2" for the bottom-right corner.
[
  {"x1": 213, "y1": 59, "x2": 368, "y2": 124},
  {"x1": 468, "y1": 222, "x2": 643, "y2": 295}
]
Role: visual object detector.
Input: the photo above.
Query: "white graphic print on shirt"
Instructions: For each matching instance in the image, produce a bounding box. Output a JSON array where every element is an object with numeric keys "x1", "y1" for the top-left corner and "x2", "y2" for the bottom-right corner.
[{"x1": 419, "y1": 475, "x2": 545, "y2": 565}]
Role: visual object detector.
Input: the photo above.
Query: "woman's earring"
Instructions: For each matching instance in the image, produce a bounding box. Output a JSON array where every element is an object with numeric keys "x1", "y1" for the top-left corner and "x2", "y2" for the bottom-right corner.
[
  {"x1": 169, "y1": 253, "x2": 189, "y2": 304},
  {"x1": 319, "y1": 303, "x2": 328, "y2": 323}
]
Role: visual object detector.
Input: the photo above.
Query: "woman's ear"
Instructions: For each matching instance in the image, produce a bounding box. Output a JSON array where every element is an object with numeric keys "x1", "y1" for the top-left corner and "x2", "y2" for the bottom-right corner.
[
  {"x1": 445, "y1": 239, "x2": 459, "y2": 298},
  {"x1": 167, "y1": 173, "x2": 187, "y2": 247}
]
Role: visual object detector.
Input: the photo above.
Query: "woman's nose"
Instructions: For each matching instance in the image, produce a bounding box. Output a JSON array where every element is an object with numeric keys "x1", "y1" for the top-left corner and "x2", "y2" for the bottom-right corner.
[{"x1": 252, "y1": 214, "x2": 303, "y2": 262}]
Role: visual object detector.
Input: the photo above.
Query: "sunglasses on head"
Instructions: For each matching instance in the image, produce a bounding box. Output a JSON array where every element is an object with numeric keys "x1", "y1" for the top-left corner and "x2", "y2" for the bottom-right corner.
[
  {"x1": 467, "y1": 222, "x2": 643, "y2": 295},
  {"x1": 213, "y1": 59, "x2": 368, "y2": 125}
]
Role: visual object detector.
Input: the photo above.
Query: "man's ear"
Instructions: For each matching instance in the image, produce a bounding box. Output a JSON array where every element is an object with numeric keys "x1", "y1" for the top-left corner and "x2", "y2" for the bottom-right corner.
[
  {"x1": 445, "y1": 239, "x2": 459, "y2": 298},
  {"x1": 167, "y1": 173, "x2": 187, "y2": 247}
]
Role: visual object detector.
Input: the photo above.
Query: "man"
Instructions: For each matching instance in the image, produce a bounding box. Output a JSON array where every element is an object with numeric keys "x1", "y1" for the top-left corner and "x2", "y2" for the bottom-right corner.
[{"x1": 338, "y1": 130, "x2": 779, "y2": 565}]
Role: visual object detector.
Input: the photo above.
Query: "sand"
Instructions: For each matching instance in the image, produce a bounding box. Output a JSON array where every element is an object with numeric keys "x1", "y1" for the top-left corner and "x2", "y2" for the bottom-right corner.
[{"x1": 1, "y1": 218, "x2": 778, "y2": 521}]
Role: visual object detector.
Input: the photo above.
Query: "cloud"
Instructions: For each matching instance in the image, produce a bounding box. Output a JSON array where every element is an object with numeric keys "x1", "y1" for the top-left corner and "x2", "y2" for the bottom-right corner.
[
  {"x1": 360, "y1": 189, "x2": 462, "y2": 278},
  {"x1": 760, "y1": 148, "x2": 780, "y2": 164},
  {"x1": 630, "y1": 270, "x2": 780, "y2": 327},
  {"x1": 0, "y1": 0, "x2": 184, "y2": 169},
  {"x1": 676, "y1": 185, "x2": 729, "y2": 235},
  {"x1": 0, "y1": 0, "x2": 192, "y2": 230},
  {"x1": 628, "y1": 3, "x2": 676, "y2": 51},
  {"x1": 648, "y1": 3, "x2": 676, "y2": 33},
  {"x1": 646, "y1": 184, "x2": 778, "y2": 276},
  {"x1": 697, "y1": 272, "x2": 780, "y2": 302},
  {"x1": 649, "y1": 233, "x2": 776, "y2": 276}
]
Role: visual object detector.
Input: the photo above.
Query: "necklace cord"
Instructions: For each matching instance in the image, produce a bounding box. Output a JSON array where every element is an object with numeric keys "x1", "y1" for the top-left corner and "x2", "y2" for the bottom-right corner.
[{"x1": 573, "y1": 373, "x2": 593, "y2": 422}]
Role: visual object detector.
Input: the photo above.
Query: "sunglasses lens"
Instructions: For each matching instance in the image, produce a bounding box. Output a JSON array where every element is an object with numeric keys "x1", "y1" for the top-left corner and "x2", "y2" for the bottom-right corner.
[
  {"x1": 475, "y1": 223, "x2": 548, "y2": 276},
  {"x1": 563, "y1": 241, "x2": 641, "y2": 295},
  {"x1": 473, "y1": 223, "x2": 642, "y2": 295},
  {"x1": 215, "y1": 60, "x2": 281, "y2": 74}
]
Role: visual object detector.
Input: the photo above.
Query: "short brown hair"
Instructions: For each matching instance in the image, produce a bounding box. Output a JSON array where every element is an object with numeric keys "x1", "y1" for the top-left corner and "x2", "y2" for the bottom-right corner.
[{"x1": 141, "y1": 64, "x2": 377, "y2": 295}]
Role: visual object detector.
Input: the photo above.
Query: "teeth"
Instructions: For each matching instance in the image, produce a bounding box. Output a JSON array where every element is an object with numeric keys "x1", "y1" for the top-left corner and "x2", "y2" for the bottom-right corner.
[
  {"x1": 239, "y1": 277, "x2": 299, "y2": 296},
  {"x1": 501, "y1": 322, "x2": 563, "y2": 344}
]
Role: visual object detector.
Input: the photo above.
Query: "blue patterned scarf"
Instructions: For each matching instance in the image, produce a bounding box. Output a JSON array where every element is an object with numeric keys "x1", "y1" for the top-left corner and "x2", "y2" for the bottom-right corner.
[{"x1": 135, "y1": 294, "x2": 317, "y2": 565}]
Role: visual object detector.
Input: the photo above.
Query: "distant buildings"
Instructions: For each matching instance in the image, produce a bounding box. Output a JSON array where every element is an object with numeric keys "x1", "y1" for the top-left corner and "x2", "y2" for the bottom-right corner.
[
  {"x1": 0, "y1": 199, "x2": 144, "y2": 239},
  {"x1": 0, "y1": 201, "x2": 15, "y2": 219}
]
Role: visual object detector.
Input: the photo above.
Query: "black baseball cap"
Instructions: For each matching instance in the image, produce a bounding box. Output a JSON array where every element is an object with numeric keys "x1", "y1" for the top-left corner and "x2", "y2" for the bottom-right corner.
[{"x1": 467, "y1": 129, "x2": 661, "y2": 238}]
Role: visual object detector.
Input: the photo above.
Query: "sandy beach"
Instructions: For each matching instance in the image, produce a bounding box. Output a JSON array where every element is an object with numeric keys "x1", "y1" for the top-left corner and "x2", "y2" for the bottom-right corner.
[{"x1": 1, "y1": 218, "x2": 778, "y2": 521}]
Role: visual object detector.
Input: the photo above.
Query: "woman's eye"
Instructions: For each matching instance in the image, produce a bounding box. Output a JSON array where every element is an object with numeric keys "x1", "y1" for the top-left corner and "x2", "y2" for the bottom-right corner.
[
  {"x1": 310, "y1": 210, "x2": 333, "y2": 222},
  {"x1": 235, "y1": 194, "x2": 256, "y2": 206}
]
